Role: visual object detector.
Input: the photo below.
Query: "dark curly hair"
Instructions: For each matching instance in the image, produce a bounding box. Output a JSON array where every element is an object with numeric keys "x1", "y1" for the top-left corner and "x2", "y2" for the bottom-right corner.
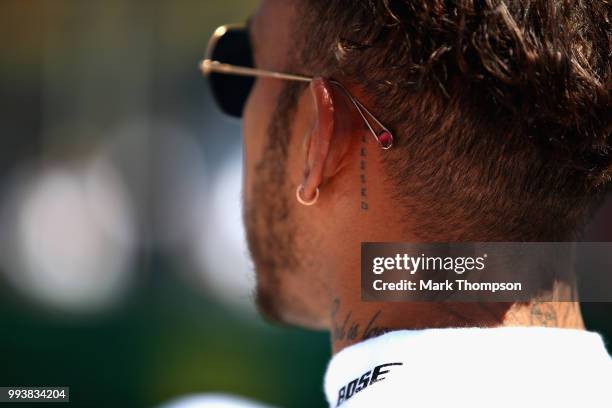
[{"x1": 289, "y1": 0, "x2": 611, "y2": 240}]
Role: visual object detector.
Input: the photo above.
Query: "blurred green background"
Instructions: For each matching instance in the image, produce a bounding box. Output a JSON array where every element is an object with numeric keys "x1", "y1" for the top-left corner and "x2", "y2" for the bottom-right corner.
[
  {"x1": 0, "y1": 1, "x2": 609, "y2": 408},
  {"x1": 0, "y1": 1, "x2": 329, "y2": 407}
]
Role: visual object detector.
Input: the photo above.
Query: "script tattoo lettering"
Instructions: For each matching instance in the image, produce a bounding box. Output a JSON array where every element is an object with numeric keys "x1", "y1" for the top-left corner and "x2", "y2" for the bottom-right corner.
[
  {"x1": 361, "y1": 311, "x2": 391, "y2": 340},
  {"x1": 359, "y1": 133, "x2": 368, "y2": 210},
  {"x1": 331, "y1": 299, "x2": 391, "y2": 342}
]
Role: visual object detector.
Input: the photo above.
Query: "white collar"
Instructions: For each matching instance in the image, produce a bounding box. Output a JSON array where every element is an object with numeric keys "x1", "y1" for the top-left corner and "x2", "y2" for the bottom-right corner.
[{"x1": 324, "y1": 327, "x2": 612, "y2": 408}]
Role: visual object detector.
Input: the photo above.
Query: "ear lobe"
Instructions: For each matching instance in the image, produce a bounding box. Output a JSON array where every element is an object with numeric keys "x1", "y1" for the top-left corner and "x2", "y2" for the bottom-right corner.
[{"x1": 300, "y1": 77, "x2": 336, "y2": 201}]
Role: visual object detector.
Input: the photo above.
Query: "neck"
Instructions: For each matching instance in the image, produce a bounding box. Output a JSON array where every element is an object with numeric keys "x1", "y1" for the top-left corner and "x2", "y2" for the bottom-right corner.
[
  {"x1": 329, "y1": 295, "x2": 584, "y2": 353},
  {"x1": 326, "y1": 235, "x2": 584, "y2": 353}
]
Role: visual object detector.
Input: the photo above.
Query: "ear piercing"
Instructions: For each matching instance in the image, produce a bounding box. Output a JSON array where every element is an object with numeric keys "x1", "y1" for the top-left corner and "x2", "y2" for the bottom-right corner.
[{"x1": 296, "y1": 184, "x2": 319, "y2": 206}]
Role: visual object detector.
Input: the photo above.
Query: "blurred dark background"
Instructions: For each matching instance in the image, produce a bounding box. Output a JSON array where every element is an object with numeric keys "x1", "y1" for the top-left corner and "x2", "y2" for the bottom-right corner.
[{"x1": 0, "y1": 1, "x2": 609, "y2": 407}]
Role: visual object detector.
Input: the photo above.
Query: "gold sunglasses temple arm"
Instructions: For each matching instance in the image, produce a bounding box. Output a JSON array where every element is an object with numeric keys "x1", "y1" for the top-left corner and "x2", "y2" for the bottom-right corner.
[
  {"x1": 200, "y1": 59, "x2": 394, "y2": 149},
  {"x1": 200, "y1": 59, "x2": 312, "y2": 83},
  {"x1": 328, "y1": 80, "x2": 394, "y2": 150}
]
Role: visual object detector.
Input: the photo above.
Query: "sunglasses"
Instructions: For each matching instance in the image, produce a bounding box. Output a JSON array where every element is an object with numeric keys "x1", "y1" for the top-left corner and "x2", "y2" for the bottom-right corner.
[{"x1": 200, "y1": 24, "x2": 394, "y2": 150}]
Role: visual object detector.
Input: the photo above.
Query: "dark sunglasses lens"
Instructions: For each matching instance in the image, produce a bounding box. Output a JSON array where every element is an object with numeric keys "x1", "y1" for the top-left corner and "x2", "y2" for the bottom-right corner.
[{"x1": 209, "y1": 27, "x2": 255, "y2": 118}]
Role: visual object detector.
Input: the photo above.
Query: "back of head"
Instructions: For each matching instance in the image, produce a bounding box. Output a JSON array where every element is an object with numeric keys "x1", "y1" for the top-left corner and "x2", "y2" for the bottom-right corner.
[{"x1": 294, "y1": 0, "x2": 612, "y2": 240}]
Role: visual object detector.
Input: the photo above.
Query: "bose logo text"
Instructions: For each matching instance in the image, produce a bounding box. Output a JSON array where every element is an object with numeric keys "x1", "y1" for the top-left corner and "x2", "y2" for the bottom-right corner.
[{"x1": 336, "y1": 362, "x2": 403, "y2": 406}]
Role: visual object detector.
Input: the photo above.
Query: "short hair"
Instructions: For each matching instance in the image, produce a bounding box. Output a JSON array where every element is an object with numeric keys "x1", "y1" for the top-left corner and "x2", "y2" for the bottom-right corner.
[{"x1": 290, "y1": 0, "x2": 611, "y2": 240}]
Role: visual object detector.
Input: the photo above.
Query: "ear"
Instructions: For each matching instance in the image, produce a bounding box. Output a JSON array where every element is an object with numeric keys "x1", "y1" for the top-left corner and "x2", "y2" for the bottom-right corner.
[{"x1": 300, "y1": 77, "x2": 353, "y2": 201}]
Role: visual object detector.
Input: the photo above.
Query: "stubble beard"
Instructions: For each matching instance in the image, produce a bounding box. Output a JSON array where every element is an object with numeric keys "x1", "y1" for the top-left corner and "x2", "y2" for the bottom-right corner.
[{"x1": 244, "y1": 82, "x2": 305, "y2": 323}]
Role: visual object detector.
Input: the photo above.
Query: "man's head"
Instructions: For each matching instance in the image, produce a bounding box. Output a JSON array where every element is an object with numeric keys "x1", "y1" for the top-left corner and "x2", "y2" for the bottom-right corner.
[{"x1": 241, "y1": 0, "x2": 611, "y2": 328}]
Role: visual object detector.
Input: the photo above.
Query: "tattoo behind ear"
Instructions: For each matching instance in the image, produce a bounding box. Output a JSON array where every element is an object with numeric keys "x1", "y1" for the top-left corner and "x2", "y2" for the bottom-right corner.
[{"x1": 359, "y1": 134, "x2": 368, "y2": 211}]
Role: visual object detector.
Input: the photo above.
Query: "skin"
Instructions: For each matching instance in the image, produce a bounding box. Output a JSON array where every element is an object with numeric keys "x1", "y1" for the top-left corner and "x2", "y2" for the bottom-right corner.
[{"x1": 241, "y1": 0, "x2": 585, "y2": 353}]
